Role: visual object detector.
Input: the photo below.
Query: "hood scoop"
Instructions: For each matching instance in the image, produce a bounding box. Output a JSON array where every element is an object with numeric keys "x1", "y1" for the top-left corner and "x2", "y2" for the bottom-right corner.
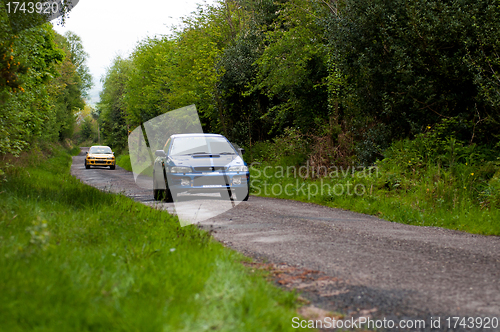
[{"x1": 192, "y1": 154, "x2": 220, "y2": 158}]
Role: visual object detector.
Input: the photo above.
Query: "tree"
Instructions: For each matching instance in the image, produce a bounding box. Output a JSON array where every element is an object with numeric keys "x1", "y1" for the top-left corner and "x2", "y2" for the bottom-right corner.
[
  {"x1": 80, "y1": 117, "x2": 94, "y2": 142},
  {"x1": 251, "y1": 0, "x2": 330, "y2": 133},
  {"x1": 63, "y1": 31, "x2": 92, "y2": 96},
  {"x1": 97, "y1": 56, "x2": 132, "y2": 152},
  {"x1": 214, "y1": 0, "x2": 281, "y2": 145},
  {"x1": 49, "y1": 31, "x2": 92, "y2": 140},
  {"x1": 462, "y1": 1, "x2": 500, "y2": 133},
  {"x1": 1, "y1": 1, "x2": 91, "y2": 157},
  {"x1": 0, "y1": 22, "x2": 65, "y2": 156},
  {"x1": 125, "y1": 38, "x2": 175, "y2": 127}
]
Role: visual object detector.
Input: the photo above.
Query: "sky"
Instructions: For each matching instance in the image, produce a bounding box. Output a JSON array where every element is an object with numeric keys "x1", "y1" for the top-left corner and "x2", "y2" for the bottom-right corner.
[{"x1": 53, "y1": 0, "x2": 214, "y2": 105}]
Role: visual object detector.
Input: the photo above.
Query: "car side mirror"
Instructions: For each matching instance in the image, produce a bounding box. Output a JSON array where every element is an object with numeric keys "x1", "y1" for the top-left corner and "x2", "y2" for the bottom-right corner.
[
  {"x1": 238, "y1": 148, "x2": 245, "y2": 156},
  {"x1": 155, "y1": 150, "x2": 166, "y2": 157},
  {"x1": 86, "y1": 152, "x2": 88, "y2": 155}
]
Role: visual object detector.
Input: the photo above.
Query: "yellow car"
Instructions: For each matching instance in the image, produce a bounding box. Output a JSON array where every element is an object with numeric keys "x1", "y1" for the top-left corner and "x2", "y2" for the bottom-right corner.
[{"x1": 85, "y1": 146, "x2": 116, "y2": 170}]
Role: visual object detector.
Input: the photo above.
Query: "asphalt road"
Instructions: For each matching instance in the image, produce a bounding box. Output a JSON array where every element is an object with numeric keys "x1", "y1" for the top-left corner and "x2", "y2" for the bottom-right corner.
[{"x1": 72, "y1": 148, "x2": 500, "y2": 331}]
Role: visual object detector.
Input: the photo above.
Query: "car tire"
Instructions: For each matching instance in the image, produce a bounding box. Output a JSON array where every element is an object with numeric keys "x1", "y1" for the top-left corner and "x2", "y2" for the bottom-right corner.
[
  {"x1": 154, "y1": 189, "x2": 164, "y2": 201},
  {"x1": 154, "y1": 189, "x2": 175, "y2": 202},
  {"x1": 235, "y1": 188, "x2": 249, "y2": 201},
  {"x1": 110, "y1": 165, "x2": 115, "y2": 170},
  {"x1": 85, "y1": 161, "x2": 90, "y2": 169}
]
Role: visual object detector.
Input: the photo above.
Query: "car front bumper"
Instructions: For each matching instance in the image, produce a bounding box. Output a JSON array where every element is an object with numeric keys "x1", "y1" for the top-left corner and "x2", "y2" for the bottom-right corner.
[
  {"x1": 86, "y1": 158, "x2": 115, "y2": 166},
  {"x1": 167, "y1": 172, "x2": 249, "y2": 193}
]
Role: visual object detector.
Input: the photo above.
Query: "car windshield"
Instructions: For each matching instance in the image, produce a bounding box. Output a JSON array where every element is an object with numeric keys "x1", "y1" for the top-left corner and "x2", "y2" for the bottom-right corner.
[
  {"x1": 89, "y1": 146, "x2": 112, "y2": 154},
  {"x1": 170, "y1": 137, "x2": 236, "y2": 156}
]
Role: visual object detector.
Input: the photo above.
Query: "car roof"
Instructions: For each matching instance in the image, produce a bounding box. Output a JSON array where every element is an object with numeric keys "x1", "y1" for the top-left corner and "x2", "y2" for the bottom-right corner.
[
  {"x1": 170, "y1": 133, "x2": 224, "y2": 139},
  {"x1": 90, "y1": 145, "x2": 112, "y2": 149}
]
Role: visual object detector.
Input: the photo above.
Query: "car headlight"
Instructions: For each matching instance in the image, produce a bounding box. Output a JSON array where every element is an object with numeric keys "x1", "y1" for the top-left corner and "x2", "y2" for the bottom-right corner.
[
  {"x1": 169, "y1": 166, "x2": 192, "y2": 173},
  {"x1": 228, "y1": 165, "x2": 248, "y2": 172}
]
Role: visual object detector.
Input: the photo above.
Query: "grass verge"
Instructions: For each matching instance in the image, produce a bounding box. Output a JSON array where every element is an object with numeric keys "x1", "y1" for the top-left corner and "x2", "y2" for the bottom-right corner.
[
  {"x1": 116, "y1": 153, "x2": 132, "y2": 172},
  {"x1": 0, "y1": 145, "x2": 308, "y2": 331}
]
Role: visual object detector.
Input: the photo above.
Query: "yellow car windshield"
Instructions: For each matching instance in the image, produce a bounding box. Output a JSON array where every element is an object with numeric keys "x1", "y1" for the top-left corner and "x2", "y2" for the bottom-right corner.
[{"x1": 89, "y1": 147, "x2": 112, "y2": 154}]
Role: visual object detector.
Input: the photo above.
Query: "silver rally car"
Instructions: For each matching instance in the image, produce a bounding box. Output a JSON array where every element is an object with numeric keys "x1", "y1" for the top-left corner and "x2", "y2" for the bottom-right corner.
[{"x1": 152, "y1": 133, "x2": 249, "y2": 202}]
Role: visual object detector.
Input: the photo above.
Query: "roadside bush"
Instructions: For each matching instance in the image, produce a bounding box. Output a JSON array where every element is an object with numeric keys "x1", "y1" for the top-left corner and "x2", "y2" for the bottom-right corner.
[
  {"x1": 377, "y1": 118, "x2": 499, "y2": 210},
  {"x1": 307, "y1": 131, "x2": 356, "y2": 175},
  {"x1": 247, "y1": 128, "x2": 309, "y2": 166},
  {"x1": 479, "y1": 169, "x2": 500, "y2": 209},
  {"x1": 247, "y1": 125, "x2": 359, "y2": 172}
]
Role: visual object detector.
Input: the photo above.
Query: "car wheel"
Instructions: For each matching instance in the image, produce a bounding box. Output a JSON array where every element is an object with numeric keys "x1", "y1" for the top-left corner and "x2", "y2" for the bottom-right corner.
[
  {"x1": 110, "y1": 165, "x2": 115, "y2": 170},
  {"x1": 154, "y1": 189, "x2": 175, "y2": 202},
  {"x1": 235, "y1": 188, "x2": 249, "y2": 201},
  {"x1": 85, "y1": 161, "x2": 90, "y2": 169}
]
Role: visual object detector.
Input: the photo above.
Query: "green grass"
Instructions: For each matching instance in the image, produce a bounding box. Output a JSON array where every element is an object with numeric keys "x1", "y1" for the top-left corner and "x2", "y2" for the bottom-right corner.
[
  {"x1": 116, "y1": 153, "x2": 154, "y2": 177},
  {"x1": 0, "y1": 146, "x2": 308, "y2": 331},
  {"x1": 116, "y1": 153, "x2": 132, "y2": 172}
]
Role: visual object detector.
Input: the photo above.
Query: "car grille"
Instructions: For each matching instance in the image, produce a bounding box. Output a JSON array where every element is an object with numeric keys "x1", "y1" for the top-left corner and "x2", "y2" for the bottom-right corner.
[
  {"x1": 193, "y1": 166, "x2": 226, "y2": 172},
  {"x1": 193, "y1": 176, "x2": 229, "y2": 187}
]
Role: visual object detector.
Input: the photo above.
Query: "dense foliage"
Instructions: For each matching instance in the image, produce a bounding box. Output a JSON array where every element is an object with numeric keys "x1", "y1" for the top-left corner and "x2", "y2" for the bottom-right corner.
[
  {"x1": 330, "y1": 0, "x2": 500, "y2": 162},
  {"x1": 97, "y1": 0, "x2": 499, "y2": 166},
  {"x1": 1, "y1": 3, "x2": 91, "y2": 158}
]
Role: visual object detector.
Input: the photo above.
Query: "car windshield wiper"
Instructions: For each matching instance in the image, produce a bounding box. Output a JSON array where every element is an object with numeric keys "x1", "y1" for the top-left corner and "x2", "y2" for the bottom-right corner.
[
  {"x1": 186, "y1": 152, "x2": 210, "y2": 155},
  {"x1": 218, "y1": 152, "x2": 236, "y2": 155}
]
